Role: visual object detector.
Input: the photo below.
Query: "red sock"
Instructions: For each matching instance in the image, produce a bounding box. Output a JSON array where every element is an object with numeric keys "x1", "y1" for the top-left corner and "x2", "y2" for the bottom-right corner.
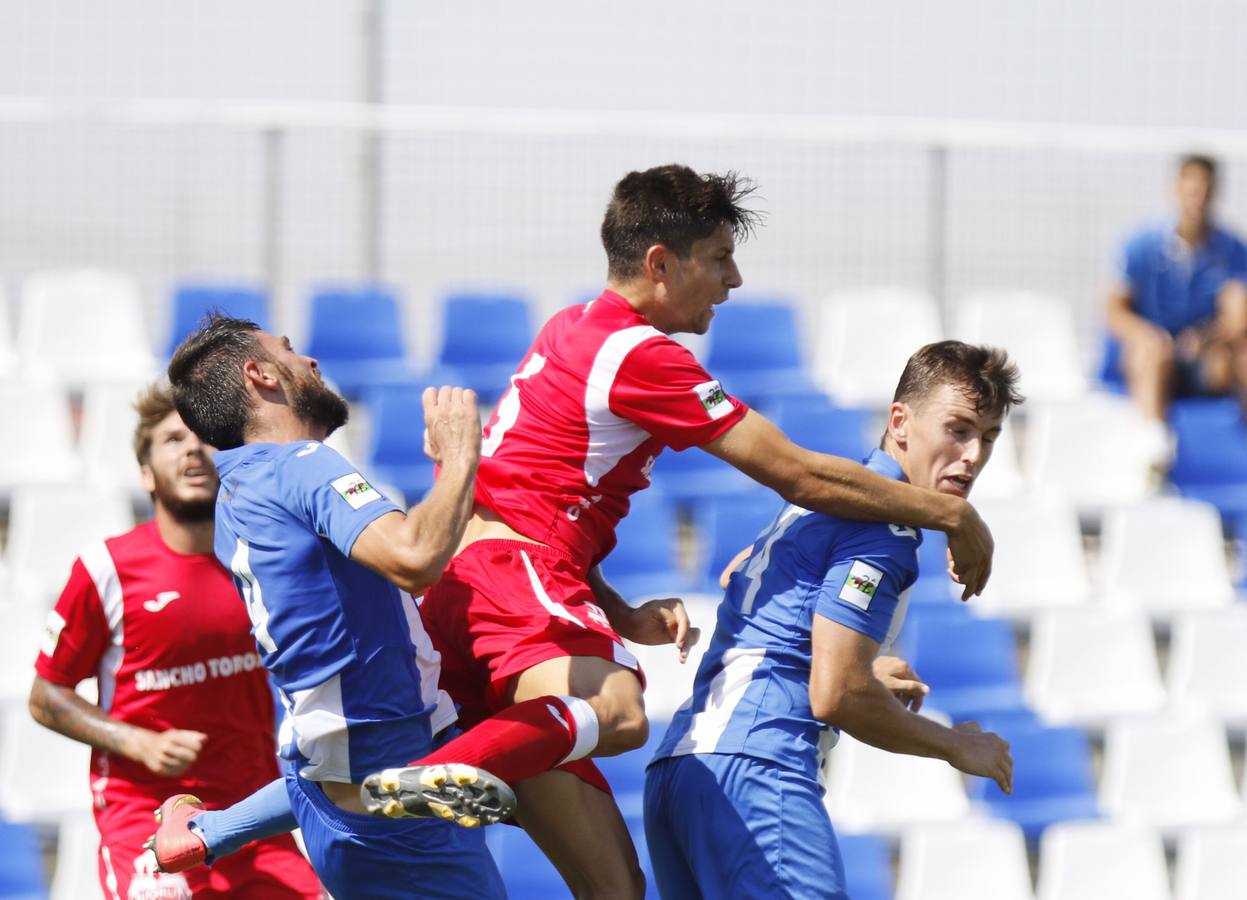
[{"x1": 410, "y1": 695, "x2": 599, "y2": 786}]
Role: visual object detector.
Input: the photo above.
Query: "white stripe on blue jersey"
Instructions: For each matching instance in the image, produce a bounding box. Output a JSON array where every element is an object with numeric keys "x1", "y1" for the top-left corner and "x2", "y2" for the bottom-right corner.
[{"x1": 652, "y1": 449, "x2": 922, "y2": 779}]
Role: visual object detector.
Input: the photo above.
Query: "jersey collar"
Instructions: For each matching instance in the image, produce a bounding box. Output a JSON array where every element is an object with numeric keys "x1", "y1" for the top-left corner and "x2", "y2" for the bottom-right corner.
[{"x1": 864, "y1": 447, "x2": 906, "y2": 482}]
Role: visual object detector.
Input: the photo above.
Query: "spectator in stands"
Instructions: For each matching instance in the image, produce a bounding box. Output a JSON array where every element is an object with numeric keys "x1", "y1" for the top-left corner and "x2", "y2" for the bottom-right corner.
[
  {"x1": 1106, "y1": 154, "x2": 1247, "y2": 463},
  {"x1": 644, "y1": 341, "x2": 1020, "y2": 900},
  {"x1": 28, "y1": 385, "x2": 321, "y2": 900}
]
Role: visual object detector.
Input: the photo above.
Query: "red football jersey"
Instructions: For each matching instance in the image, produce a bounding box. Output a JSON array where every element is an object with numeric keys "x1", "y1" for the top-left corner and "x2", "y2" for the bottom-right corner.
[
  {"x1": 35, "y1": 520, "x2": 279, "y2": 808},
  {"x1": 475, "y1": 290, "x2": 748, "y2": 570}
]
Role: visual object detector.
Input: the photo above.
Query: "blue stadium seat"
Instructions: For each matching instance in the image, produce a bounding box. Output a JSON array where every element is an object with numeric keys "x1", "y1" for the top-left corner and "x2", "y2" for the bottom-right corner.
[
  {"x1": 1169, "y1": 397, "x2": 1247, "y2": 518},
  {"x1": 486, "y1": 825, "x2": 567, "y2": 899},
  {"x1": 705, "y1": 301, "x2": 816, "y2": 407},
  {"x1": 837, "y1": 832, "x2": 895, "y2": 900},
  {"x1": 595, "y1": 718, "x2": 671, "y2": 824},
  {"x1": 910, "y1": 528, "x2": 959, "y2": 607},
  {"x1": 165, "y1": 283, "x2": 269, "y2": 357},
  {"x1": 0, "y1": 818, "x2": 46, "y2": 899},
  {"x1": 767, "y1": 393, "x2": 872, "y2": 461},
  {"x1": 1095, "y1": 333, "x2": 1128, "y2": 393},
  {"x1": 305, "y1": 285, "x2": 416, "y2": 398},
  {"x1": 695, "y1": 491, "x2": 785, "y2": 592},
  {"x1": 429, "y1": 293, "x2": 534, "y2": 404},
  {"x1": 600, "y1": 491, "x2": 691, "y2": 602},
  {"x1": 363, "y1": 383, "x2": 435, "y2": 501},
  {"x1": 968, "y1": 716, "x2": 1099, "y2": 842},
  {"x1": 898, "y1": 608, "x2": 1026, "y2": 722},
  {"x1": 648, "y1": 445, "x2": 754, "y2": 509}
]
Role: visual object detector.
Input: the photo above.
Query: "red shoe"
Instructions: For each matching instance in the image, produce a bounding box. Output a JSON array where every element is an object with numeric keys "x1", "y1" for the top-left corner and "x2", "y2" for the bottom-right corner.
[{"x1": 143, "y1": 794, "x2": 208, "y2": 873}]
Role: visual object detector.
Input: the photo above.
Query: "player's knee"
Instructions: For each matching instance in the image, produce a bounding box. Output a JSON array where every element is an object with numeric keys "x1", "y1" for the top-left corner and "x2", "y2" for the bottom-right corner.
[{"x1": 590, "y1": 695, "x2": 648, "y2": 755}]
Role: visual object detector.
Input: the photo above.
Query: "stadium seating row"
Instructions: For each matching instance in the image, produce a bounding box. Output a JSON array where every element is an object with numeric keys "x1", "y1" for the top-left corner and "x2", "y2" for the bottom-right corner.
[{"x1": 0, "y1": 271, "x2": 1091, "y2": 405}]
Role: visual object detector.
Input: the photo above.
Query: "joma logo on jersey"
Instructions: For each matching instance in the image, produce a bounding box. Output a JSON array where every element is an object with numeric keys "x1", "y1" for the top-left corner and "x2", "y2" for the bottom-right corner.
[{"x1": 331, "y1": 472, "x2": 382, "y2": 510}]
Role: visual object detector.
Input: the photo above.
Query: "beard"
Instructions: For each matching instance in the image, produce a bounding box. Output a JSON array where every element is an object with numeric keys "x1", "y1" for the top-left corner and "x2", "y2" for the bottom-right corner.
[
  {"x1": 280, "y1": 362, "x2": 350, "y2": 437},
  {"x1": 151, "y1": 466, "x2": 217, "y2": 524}
]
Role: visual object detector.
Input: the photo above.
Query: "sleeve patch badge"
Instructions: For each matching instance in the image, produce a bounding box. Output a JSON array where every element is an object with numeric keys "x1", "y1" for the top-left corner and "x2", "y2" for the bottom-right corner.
[
  {"x1": 331, "y1": 472, "x2": 382, "y2": 510},
  {"x1": 693, "y1": 380, "x2": 734, "y2": 421},
  {"x1": 41, "y1": 609, "x2": 66, "y2": 657},
  {"x1": 838, "y1": 560, "x2": 884, "y2": 611}
]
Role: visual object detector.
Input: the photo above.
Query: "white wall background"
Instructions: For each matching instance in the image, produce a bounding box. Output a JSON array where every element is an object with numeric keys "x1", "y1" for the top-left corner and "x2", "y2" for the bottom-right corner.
[{"x1": 1, "y1": 1, "x2": 1245, "y2": 367}]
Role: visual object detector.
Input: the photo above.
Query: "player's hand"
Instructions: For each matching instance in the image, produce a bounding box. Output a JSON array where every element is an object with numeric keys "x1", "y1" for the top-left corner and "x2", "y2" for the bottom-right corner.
[
  {"x1": 422, "y1": 386, "x2": 481, "y2": 469},
  {"x1": 135, "y1": 729, "x2": 208, "y2": 778},
  {"x1": 871, "y1": 656, "x2": 929, "y2": 712},
  {"x1": 615, "y1": 598, "x2": 702, "y2": 664},
  {"x1": 949, "y1": 722, "x2": 1012, "y2": 794},
  {"x1": 945, "y1": 500, "x2": 993, "y2": 600}
]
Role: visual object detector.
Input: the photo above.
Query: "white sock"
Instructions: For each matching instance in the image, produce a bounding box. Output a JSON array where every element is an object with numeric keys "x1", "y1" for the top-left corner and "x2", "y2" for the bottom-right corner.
[{"x1": 554, "y1": 695, "x2": 600, "y2": 765}]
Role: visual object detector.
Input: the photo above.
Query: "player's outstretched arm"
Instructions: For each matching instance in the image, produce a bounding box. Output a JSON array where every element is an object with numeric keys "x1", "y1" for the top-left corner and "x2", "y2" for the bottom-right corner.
[
  {"x1": 352, "y1": 386, "x2": 481, "y2": 595},
  {"x1": 703, "y1": 410, "x2": 993, "y2": 598},
  {"x1": 809, "y1": 616, "x2": 1012, "y2": 794},
  {"x1": 28, "y1": 676, "x2": 206, "y2": 777}
]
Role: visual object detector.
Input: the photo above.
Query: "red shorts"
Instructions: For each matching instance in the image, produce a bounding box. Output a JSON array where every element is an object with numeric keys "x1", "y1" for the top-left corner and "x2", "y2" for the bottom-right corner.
[
  {"x1": 94, "y1": 799, "x2": 321, "y2": 900},
  {"x1": 420, "y1": 540, "x2": 645, "y2": 727}
]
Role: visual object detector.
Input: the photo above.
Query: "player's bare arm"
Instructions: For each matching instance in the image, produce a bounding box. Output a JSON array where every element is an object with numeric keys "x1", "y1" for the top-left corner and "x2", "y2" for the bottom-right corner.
[
  {"x1": 29, "y1": 676, "x2": 206, "y2": 778},
  {"x1": 808, "y1": 615, "x2": 1012, "y2": 793},
  {"x1": 703, "y1": 410, "x2": 994, "y2": 598},
  {"x1": 586, "y1": 567, "x2": 700, "y2": 664},
  {"x1": 351, "y1": 386, "x2": 481, "y2": 594}
]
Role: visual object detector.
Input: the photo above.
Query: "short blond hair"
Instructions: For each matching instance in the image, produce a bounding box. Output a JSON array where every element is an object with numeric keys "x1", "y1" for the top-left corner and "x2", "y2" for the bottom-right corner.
[{"x1": 132, "y1": 383, "x2": 179, "y2": 466}]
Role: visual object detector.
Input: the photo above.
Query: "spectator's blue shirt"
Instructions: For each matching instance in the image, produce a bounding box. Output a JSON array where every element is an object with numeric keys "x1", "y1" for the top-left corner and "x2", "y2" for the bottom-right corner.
[
  {"x1": 213, "y1": 440, "x2": 455, "y2": 782},
  {"x1": 651, "y1": 449, "x2": 920, "y2": 779},
  {"x1": 1118, "y1": 219, "x2": 1247, "y2": 334}
]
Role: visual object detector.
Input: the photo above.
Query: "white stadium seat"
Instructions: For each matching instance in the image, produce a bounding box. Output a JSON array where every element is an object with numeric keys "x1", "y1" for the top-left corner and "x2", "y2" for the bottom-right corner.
[
  {"x1": 625, "y1": 593, "x2": 719, "y2": 721},
  {"x1": 1025, "y1": 609, "x2": 1166, "y2": 728},
  {"x1": 0, "y1": 702, "x2": 93, "y2": 823},
  {"x1": 1175, "y1": 826, "x2": 1247, "y2": 900},
  {"x1": 3, "y1": 484, "x2": 134, "y2": 607},
  {"x1": 1024, "y1": 393, "x2": 1156, "y2": 509},
  {"x1": 1036, "y1": 821, "x2": 1170, "y2": 900},
  {"x1": 967, "y1": 417, "x2": 1026, "y2": 500},
  {"x1": 79, "y1": 380, "x2": 150, "y2": 495},
  {"x1": 1100, "y1": 497, "x2": 1234, "y2": 617},
  {"x1": 954, "y1": 291, "x2": 1087, "y2": 403},
  {"x1": 16, "y1": 268, "x2": 157, "y2": 387},
  {"x1": 895, "y1": 819, "x2": 1034, "y2": 900},
  {"x1": 969, "y1": 497, "x2": 1090, "y2": 618},
  {"x1": 816, "y1": 287, "x2": 942, "y2": 409},
  {"x1": 49, "y1": 812, "x2": 105, "y2": 900},
  {"x1": 0, "y1": 605, "x2": 52, "y2": 704},
  {"x1": 1167, "y1": 609, "x2": 1247, "y2": 729},
  {"x1": 824, "y1": 710, "x2": 971, "y2": 835},
  {"x1": 0, "y1": 283, "x2": 16, "y2": 376},
  {"x1": 0, "y1": 377, "x2": 82, "y2": 491},
  {"x1": 1100, "y1": 713, "x2": 1241, "y2": 833}
]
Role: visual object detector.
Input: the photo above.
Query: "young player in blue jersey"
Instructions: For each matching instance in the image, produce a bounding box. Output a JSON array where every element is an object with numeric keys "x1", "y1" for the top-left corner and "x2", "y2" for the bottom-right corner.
[
  {"x1": 159, "y1": 316, "x2": 617, "y2": 899},
  {"x1": 644, "y1": 341, "x2": 1021, "y2": 900}
]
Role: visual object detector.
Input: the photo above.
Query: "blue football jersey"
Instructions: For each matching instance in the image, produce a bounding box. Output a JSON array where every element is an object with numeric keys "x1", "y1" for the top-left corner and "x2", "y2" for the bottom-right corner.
[
  {"x1": 652, "y1": 450, "x2": 921, "y2": 779},
  {"x1": 213, "y1": 440, "x2": 455, "y2": 783}
]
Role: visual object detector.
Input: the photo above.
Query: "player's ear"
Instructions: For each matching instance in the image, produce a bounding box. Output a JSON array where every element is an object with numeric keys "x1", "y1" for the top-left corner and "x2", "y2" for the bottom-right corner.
[
  {"x1": 887, "y1": 401, "x2": 909, "y2": 447},
  {"x1": 243, "y1": 358, "x2": 279, "y2": 392},
  {"x1": 139, "y1": 463, "x2": 156, "y2": 495},
  {"x1": 644, "y1": 244, "x2": 668, "y2": 282}
]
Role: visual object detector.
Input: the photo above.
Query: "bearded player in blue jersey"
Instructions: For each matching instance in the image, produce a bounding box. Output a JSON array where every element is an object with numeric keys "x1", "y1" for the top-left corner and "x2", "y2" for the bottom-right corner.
[
  {"x1": 644, "y1": 341, "x2": 1021, "y2": 900},
  {"x1": 161, "y1": 319, "x2": 532, "y2": 899}
]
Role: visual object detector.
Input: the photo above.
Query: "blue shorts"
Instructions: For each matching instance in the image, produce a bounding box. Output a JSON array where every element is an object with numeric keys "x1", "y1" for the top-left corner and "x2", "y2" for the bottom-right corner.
[
  {"x1": 284, "y1": 762, "x2": 506, "y2": 900},
  {"x1": 644, "y1": 753, "x2": 847, "y2": 900}
]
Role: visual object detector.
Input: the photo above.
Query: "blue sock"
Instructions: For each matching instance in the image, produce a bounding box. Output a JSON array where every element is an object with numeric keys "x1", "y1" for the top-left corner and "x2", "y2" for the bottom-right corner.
[{"x1": 189, "y1": 778, "x2": 297, "y2": 862}]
